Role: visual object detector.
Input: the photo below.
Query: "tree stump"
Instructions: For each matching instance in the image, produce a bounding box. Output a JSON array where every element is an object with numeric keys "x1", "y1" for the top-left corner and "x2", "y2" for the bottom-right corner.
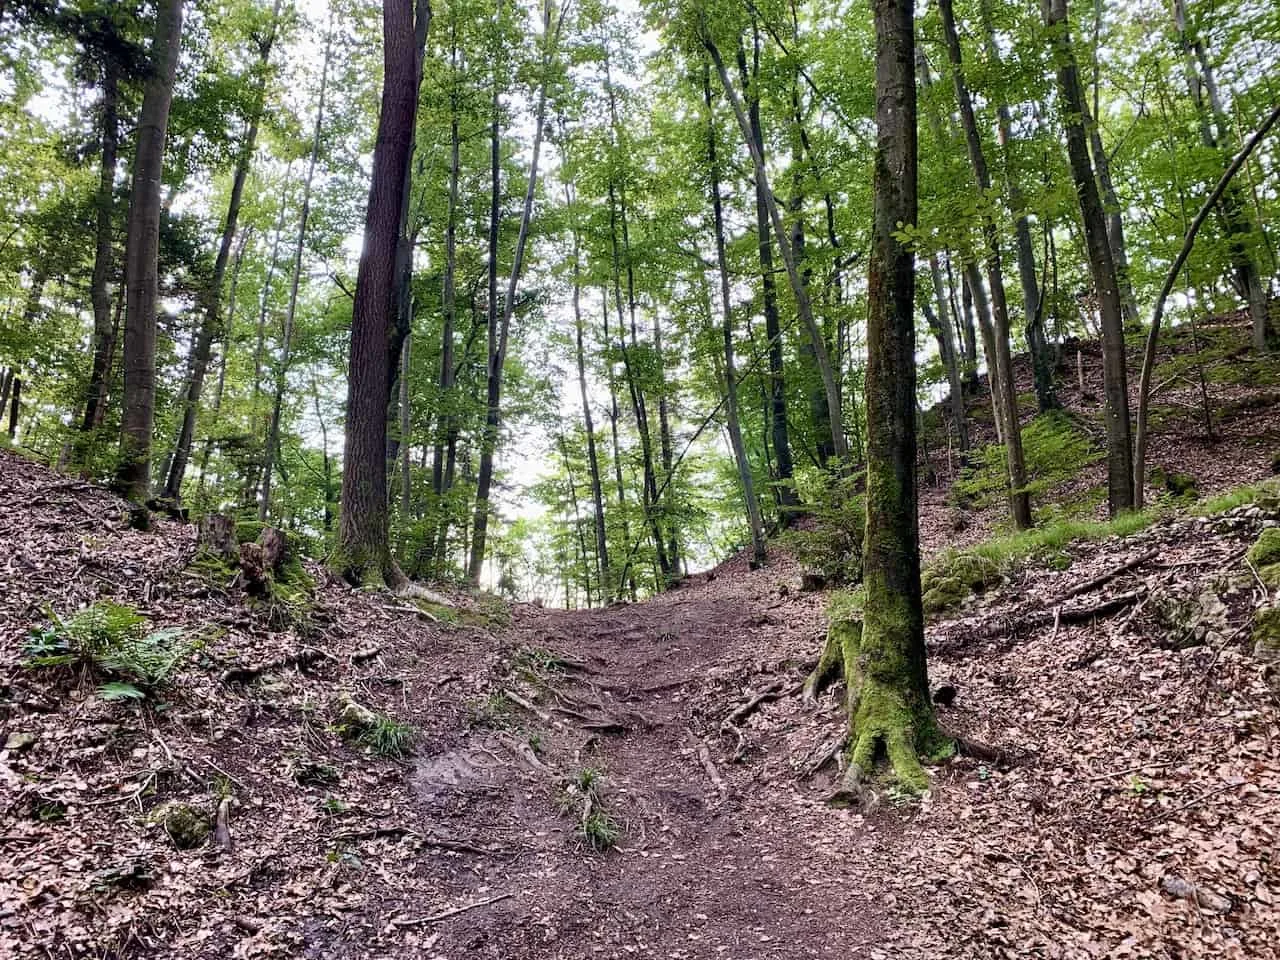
[{"x1": 198, "y1": 514, "x2": 237, "y2": 561}]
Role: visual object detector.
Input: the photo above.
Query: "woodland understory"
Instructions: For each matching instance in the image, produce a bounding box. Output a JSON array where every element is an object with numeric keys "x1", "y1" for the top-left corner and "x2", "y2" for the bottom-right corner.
[{"x1": 2, "y1": 0, "x2": 1280, "y2": 955}]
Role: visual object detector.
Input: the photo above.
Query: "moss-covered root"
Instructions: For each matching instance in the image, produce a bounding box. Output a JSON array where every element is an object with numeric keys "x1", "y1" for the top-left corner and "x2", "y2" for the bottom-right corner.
[
  {"x1": 836, "y1": 593, "x2": 952, "y2": 799},
  {"x1": 802, "y1": 628, "x2": 844, "y2": 704}
]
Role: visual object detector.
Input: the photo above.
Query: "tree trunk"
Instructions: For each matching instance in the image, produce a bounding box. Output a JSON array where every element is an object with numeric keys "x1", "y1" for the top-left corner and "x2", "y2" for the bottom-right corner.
[
  {"x1": 841, "y1": 0, "x2": 940, "y2": 793},
  {"x1": 398, "y1": 330, "x2": 411, "y2": 516},
  {"x1": 114, "y1": 0, "x2": 184, "y2": 516},
  {"x1": 602, "y1": 289, "x2": 637, "y2": 601},
  {"x1": 964, "y1": 265, "x2": 1006, "y2": 446},
  {"x1": 704, "y1": 60, "x2": 766, "y2": 568},
  {"x1": 566, "y1": 183, "x2": 610, "y2": 598},
  {"x1": 740, "y1": 33, "x2": 799, "y2": 516},
  {"x1": 468, "y1": 0, "x2": 559, "y2": 584},
  {"x1": 164, "y1": 3, "x2": 280, "y2": 502},
  {"x1": 937, "y1": 0, "x2": 1032, "y2": 529},
  {"x1": 1045, "y1": 0, "x2": 1134, "y2": 515},
  {"x1": 7, "y1": 376, "x2": 19, "y2": 440},
  {"x1": 334, "y1": 0, "x2": 427, "y2": 587},
  {"x1": 197, "y1": 232, "x2": 246, "y2": 491},
  {"x1": 79, "y1": 60, "x2": 119, "y2": 447},
  {"x1": 975, "y1": 0, "x2": 1060, "y2": 408},
  {"x1": 927, "y1": 254, "x2": 968, "y2": 452},
  {"x1": 261, "y1": 17, "x2": 332, "y2": 520},
  {"x1": 1171, "y1": 0, "x2": 1273, "y2": 352},
  {"x1": 701, "y1": 25, "x2": 848, "y2": 463}
]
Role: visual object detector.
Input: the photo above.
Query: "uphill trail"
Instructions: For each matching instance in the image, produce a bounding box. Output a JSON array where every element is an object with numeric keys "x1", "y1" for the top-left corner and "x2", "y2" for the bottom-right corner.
[{"x1": 2, "y1": 446, "x2": 1278, "y2": 959}]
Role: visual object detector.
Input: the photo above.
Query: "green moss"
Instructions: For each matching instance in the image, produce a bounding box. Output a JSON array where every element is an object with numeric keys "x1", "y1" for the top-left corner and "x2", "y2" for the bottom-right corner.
[
  {"x1": 148, "y1": 801, "x2": 210, "y2": 850},
  {"x1": 1252, "y1": 605, "x2": 1280, "y2": 662},
  {"x1": 234, "y1": 520, "x2": 267, "y2": 545},
  {"x1": 952, "y1": 410, "x2": 1101, "y2": 510},
  {"x1": 1248, "y1": 529, "x2": 1280, "y2": 570},
  {"x1": 923, "y1": 509, "x2": 1161, "y2": 616}
]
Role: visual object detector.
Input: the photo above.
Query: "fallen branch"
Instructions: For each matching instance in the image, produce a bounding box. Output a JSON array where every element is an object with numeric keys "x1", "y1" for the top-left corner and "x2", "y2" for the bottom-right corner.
[
  {"x1": 391, "y1": 892, "x2": 513, "y2": 928},
  {"x1": 696, "y1": 742, "x2": 729, "y2": 799},
  {"x1": 222, "y1": 647, "x2": 337, "y2": 685},
  {"x1": 331, "y1": 826, "x2": 497, "y2": 856},
  {"x1": 723, "y1": 679, "x2": 803, "y2": 730},
  {"x1": 1054, "y1": 550, "x2": 1158, "y2": 603}
]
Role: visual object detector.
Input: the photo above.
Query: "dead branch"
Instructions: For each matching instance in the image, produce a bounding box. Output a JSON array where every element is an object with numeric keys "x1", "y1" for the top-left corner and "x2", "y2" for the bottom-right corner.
[
  {"x1": 390, "y1": 892, "x2": 513, "y2": 928},
  {"x1": 697, "y1": 742, "x2": 729, "y2": 799},
  {"x1": 1054, "y1": 550, "x2": 1158, "y2": 603}
]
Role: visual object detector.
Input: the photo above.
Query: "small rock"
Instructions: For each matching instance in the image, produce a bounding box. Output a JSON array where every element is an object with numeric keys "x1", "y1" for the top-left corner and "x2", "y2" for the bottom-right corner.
[{"x1": 4, "y1": 732, "x2": 35, "y2": 751}]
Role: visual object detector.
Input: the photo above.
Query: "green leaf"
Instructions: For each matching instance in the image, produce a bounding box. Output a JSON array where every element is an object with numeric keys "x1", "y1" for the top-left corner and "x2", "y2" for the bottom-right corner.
[{"x1": 98, "y1": 682, "x2": 147, "y2": 702}]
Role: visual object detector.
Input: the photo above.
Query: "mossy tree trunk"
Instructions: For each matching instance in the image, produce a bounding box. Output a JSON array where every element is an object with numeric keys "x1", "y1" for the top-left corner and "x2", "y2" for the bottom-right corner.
[{"x1": 840, "y1": 0, "x2": 945, "y2": 793}]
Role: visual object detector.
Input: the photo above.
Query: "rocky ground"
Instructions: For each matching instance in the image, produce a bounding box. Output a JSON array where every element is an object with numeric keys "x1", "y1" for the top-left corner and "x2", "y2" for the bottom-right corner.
[{"x1": 2, "y1": 320, "x2": 1280, "y2": 959}]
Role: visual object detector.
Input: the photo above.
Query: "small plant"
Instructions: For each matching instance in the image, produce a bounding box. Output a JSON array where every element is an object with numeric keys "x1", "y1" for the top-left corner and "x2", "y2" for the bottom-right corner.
[
  {"x1": 778, "y1": 468, "x2": 866, "y2": 585},
  {"x1": 23, "y1": 602, "x2": 192, "y2": 701},
  {"x1": 468, "y1": 691, "x2": 512, "y2": 729},
  {"x1": 1128, "y1": 775, "x2": 1150, "y2": 796},
  {"x1": 334, "y1": 696, "x2": 415, "y2": 758},
  {"x1": 561, "y1": 765, "x2": 620, "y2": 852},
  {"x1": 320, "y1": 795, "x2": 348, "y2": 816}
]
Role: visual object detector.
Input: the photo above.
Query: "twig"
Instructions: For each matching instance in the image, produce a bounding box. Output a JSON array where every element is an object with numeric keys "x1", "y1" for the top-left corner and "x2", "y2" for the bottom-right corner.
[
  {"x1": 199, "y1": 756, "x2": 246, "y2": 790},
  {"x1": 1049, "y1": 606, "x2": 1062, "y2": 644},
  {"x1": 391, "y1": 892, "x2": 513, "y2": 928},
  {"x1": 1085, "y1": 758, "x2": 1183, "y2": 783},
  {"x1": 214, "y1": 797, "x2": 233, "y2": 854},
  {"x1": 1141, "y1": 781, "x2": 1237, "y2": 825}
]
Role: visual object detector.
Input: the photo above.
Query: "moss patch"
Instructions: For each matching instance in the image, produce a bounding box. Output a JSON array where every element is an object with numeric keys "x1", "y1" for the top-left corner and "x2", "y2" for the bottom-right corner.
[
  {"x1": 1252, "y1": 605, "x2": 1280, "y2": 662},
  {"x1": 148, "y1": 801, "x2": 210, "y2": 850},
  {"x1": 1248, "y1": 528, "x2": 1280, "y2": 569}
]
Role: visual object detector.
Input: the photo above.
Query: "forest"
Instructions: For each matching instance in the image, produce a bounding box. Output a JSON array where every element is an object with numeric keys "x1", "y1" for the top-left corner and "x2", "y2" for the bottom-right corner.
[{"x1": 1, "y1": 0, "x2": 1279, "y2": 955}]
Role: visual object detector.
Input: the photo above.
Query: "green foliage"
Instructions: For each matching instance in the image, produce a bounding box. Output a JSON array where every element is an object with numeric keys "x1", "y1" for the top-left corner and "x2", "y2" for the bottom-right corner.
[
  {"x1": 561, "y1": 766, "x2": 620, "y2": 852},
  {"x1": 334, "y1": 698, "x2": 414, "y2": 759},
  {"x1": 779, "y1": 469, "x2": 866, "y2": 584},
  {"x1": 23, "y1": 602, "x2": 191, "y2": 701},
  {"x1": 952, "y1": 411, "x2": 1100, "y2": 509}
]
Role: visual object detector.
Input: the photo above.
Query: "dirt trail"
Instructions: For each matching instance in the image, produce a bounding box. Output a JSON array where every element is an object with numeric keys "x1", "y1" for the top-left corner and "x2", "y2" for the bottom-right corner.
[{"x1": 2, "y1": 424, "x2": 1279, "y2": 958}]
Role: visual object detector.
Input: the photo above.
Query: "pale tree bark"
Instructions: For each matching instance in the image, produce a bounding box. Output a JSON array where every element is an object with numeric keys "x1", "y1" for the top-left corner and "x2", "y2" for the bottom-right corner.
[
  {"x1": 701, "y1": 23, "x2": 848, "y2": 463},
  {"x1": 260, "y1": 13, "x2": 332, "y2": 520},
  {"x1": 927, "y1": 254, "x2": 968, "y2": 452},
  {"x1": 114, "y1": 0, "x2": 184, "y2": 517},
  {"x1": 163, "y1": 0, "x2": 281, "y2": 502},
  {"x1": 740, "y1": 25, "x2": 799, "y2": 515},
  {"x1": 334, "y1": 0, "x2": 430, "y2": 587},
  {"x1": 565, "y1": 181, "x2": 611, "y2": 597},
  {"x1": 1045, "y1": 0, "x2": 1134, "y2": 514},
  {"x1": 930, "y1": 8, "x2": 1032, "y2": 526},
  {"x1": 703, "y1": 60, "x2": 766, "y2": 568},
  {"x1": 975, "y1": 0, "x2": 1059, "y2": 407},
  {"x1": 468, "y1": 0, "x2": 561, "y2": 584}
]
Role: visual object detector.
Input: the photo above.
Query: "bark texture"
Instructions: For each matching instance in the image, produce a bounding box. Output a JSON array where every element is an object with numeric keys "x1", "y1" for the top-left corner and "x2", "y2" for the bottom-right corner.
[{"x1": 114, "y1": 0, "x2": 184, "y2": 513}]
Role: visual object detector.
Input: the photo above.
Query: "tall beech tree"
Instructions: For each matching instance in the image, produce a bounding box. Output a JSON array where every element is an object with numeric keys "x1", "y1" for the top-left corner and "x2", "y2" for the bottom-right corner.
[
  {"x1": 334, "y1": 0, "x2": 430, "y2": 586},
  {"x1": 114, "y1": 0, "x2": 184, "y2": 516},
  {"x1": 162, "y1": 0, "x2": 284, "y2": 502},
  {"x1": 1045, "y1": 0, "x2": 1133, "y2": 514},
  {"x1": 937, "y1": 0, "x2": 1031, "y2": 529}
]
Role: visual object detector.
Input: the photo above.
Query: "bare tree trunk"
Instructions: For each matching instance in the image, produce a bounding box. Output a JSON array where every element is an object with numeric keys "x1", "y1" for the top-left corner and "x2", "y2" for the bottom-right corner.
[
  {"x1": 927, "y1": 254, "x2": 968, "y2": 452},
  {"x1": 261, "y1": 15, "x2": 332, "y2": 520},
  {"x1": 1135, "y1": 103, "x2": 1280, "y2": 507},
  {"x1": 164, "y1": 3, "x2": 281, "y2": 502},
  {"x1": 701, "y1": 25, "x2": 848, "y2": 462},
  {"x1": 197, "y1": 232, "x2": 246, "y2": 492},
  {"x1": 79, "y1": 60, "x2": 119, "y2": 447},
  {"x1": 937, "y1": 0, "x2": 1031, "y2": 529},
  {"x1": 964, "y1": 266, "x2": 1006, "y2": 446},
  {"x1": 7, "y1": 377, "x2": 19, "y2": 440},
  {"x1": 703, "y1": 60, "x2": 766, "y2": 567},
  {"x1": 115, "y1": 0, "x2": 184, "y2": 517},
  {"x1": 1172, "y1": 0, "x2": 1272, "y2": 352},
  {"x1": 468, "y1": 0, "x2": 560, "y2": 584},
  {"x1": 1045, "y1": 0, "x2": 1134, "y2": 515},
  {"x1": 334, "y1": 0, "x2": 429, "y2": 587},
  {"x1": 602, "y1": 289, "x2": 637, "y2": 601},
  {"x1": 740, "y1": 29, "x2": 799, "y2": 515},
  {"x1": 566, "y1": 183, "x2": 610, "y2": 597},
  {"x1": 975, "y1": 0, "x2": 1059, "y2": 407}
]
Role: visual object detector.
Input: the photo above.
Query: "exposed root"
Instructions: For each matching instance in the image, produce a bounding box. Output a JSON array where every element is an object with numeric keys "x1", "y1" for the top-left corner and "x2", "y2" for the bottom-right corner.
[
  {"x1": 696, "y1": 740, "x2": 730, "y2": 799},
  {"x1": 802, "y1": 628, "x2": 844, "y2": 704}
]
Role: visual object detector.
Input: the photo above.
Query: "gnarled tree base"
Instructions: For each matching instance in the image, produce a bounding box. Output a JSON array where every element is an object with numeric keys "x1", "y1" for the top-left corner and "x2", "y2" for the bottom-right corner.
[{"x1": 805, "y1": 596, "x2": 953, "y2": 797}]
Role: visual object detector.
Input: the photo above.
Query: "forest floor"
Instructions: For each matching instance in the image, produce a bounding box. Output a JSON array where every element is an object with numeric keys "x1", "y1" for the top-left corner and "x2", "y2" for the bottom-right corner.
[{"x1": 3, "y1": 320, "x2": 1280, "y2": 959}]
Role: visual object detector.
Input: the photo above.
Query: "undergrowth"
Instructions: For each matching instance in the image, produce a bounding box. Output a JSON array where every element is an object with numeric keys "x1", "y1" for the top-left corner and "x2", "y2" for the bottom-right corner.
[
  {"x1": 952, "y1": 410, "x2": 1101, "y2": 509},
  {"x1": 561, "y1": 766, "x2": 620, "y2": 851},
  {"x1": 23, "y1": 602, "x2": 192, "y2": 701},
  {"x1": 922, "y1": 509, "x2": 1160, "y2": 615}
]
